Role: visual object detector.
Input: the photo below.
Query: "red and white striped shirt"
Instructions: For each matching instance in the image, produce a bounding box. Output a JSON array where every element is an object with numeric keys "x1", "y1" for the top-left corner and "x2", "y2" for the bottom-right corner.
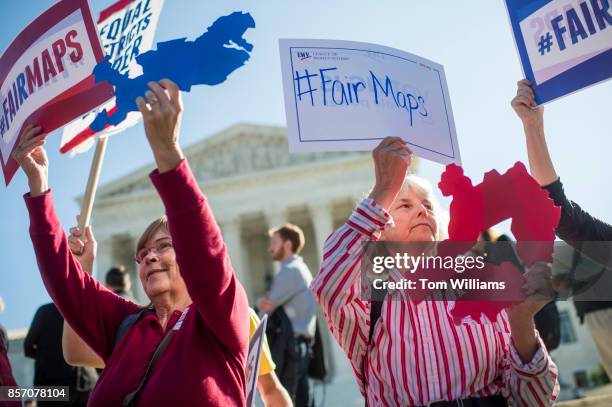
[{"x1": 311, "y1": 198, "x2": 559, "y2": 406}]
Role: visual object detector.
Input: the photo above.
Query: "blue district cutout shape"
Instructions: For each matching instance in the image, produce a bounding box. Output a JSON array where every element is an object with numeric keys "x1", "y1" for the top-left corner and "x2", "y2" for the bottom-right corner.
[{"x1": 90, "y1": 11, "x2": 255, "y2": 131}]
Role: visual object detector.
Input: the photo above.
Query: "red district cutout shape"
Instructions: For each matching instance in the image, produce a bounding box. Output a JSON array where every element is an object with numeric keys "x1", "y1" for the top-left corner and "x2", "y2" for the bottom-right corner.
[{"x1": 419, "y1": 162, "x2": 561, "y2": 323}]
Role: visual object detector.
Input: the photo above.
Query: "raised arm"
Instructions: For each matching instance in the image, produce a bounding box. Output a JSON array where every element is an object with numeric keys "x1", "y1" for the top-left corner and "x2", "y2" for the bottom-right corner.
[
  {"x1": 136, "y1": 80, "x2": 249, "y2": 353},
  {"x1": 512, "y1": 80, "x2": 612, "y2": 255},
  {"x1": 258, "y1": 373, "x2": 292, "y2": 407},
  {"x1": 499, "y1": 263, "x2": 560, "y2": 404},
  {"x1": 13, "y1": 127, "x2": 140, "y2": 362},
  {"x1": 63, "y1": 322, "x2": 105, "y2": 369},
  {"x1": 511, "y1": 80, "x2": 558, "y2": 186}
]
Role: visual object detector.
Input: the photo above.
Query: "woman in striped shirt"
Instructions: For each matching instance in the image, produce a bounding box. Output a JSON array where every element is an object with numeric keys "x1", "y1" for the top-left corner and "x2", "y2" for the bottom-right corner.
[{"x1": 311, "y1": 137, "x2": 559, "y2": 406}]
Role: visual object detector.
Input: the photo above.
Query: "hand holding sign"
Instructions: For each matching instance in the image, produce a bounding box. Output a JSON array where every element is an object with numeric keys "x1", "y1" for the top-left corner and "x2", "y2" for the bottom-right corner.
[
  {"x1": 506, "y1": 261, "x2": 555, "y2": 363},
  {"x1": 511, "y1": 79, "x2": 544, "y2": 129},
  {"x1": 11, "y1": 125, "x2": 48, "y2": 196},
  {"x1": 67, "y1": 215, "x2": 97, "y2": 273},
  {"x1": 369, "y1": 137, "x2": 413, "y2": 211},
  {"x1": 136, "y1": 80, "x2": 184, "y2": 173},
  {"x1": 60, "y1": 0, "x2": 166, "y2": 155},
  {"x1": 507, "y1": 261, "x2": 555, "y2": 320},
  {"x1": 91, "y1": 12, "x2": 255, "y2": 133}
]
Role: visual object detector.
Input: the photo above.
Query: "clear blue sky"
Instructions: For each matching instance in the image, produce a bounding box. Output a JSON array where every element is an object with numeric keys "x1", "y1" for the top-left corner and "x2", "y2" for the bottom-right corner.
[{"x1": 1, "y1": 1, "x2": 610, "y2": 330}]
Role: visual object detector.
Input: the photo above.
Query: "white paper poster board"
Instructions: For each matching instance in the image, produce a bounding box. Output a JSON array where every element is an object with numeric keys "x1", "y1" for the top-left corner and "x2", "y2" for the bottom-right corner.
[{"x1": 279, "y1": 39, "x2": 461, "y2": 165}]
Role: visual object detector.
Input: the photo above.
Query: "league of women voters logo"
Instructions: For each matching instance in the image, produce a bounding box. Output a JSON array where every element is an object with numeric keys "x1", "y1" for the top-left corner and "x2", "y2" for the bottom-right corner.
[{"x1": 372, "y1": 162, "x2": 561, "y2": 324}]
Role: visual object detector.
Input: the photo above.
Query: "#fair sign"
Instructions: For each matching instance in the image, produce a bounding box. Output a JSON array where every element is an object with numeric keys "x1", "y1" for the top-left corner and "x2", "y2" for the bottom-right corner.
[
  {"x1": 279, "y1": 39, "x2": 461, "y2": 166},
  {"x1": 0, "y1": 0, "x2": 113, "y2": 185},
  {"x1": 505, "y1": 0, "x2": 612, "y2": 104}
]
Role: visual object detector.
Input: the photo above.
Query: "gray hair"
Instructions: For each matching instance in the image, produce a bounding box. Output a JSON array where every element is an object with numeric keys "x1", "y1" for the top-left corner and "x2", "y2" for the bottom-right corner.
[{"x1": 401, "y1": 175, "x2": 449, "y2": 241}]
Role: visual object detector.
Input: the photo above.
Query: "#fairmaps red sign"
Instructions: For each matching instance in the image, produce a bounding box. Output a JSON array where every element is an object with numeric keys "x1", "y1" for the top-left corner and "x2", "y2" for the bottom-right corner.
[{"x1": 0, "y1": 0, "x2": 114, "y2": 185}]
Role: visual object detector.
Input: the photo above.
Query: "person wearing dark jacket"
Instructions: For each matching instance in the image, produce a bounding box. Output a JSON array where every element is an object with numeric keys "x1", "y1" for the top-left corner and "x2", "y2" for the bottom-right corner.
[
  {"x1": 257, "y1": 224, "x2": 317, "y2": 407},
  {"x1": 512, "y1": 79, "x2": 612, "y2": 378},
  {"x1": 24, "y1": 303, "x2": 97, "y2": 406}
]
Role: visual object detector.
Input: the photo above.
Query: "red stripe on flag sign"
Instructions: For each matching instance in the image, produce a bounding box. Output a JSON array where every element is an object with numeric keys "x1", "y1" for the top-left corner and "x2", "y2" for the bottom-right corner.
[
  {"x1": 98, "y1": 0, "x2": 139, "y2": 23},
  {"x1": 59, "y1": 106, "x2": 118, "y2": 154}
]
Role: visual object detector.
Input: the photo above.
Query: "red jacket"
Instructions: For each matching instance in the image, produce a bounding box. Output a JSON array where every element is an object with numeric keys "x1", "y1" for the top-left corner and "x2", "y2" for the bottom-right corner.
[
  {"x1": 25, "y1": 159, "x2": 249, "y2": 406},
  {"x1": 0, "y1": 350, "x2": 16, "y2": 387},
  {"x1": 0, "y1": 326, "x2": 16, "y2": 388},
  {"x1": 1, "y1": 328, "x2": 20, "y2": 407}
]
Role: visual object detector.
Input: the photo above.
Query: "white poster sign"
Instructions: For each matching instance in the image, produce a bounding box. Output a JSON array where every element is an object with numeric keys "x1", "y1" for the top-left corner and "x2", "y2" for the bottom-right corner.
[
  {"x1": 279, "y1": 39, "x2": 460, "y2": 165},
  {"x1": 245, "y1": 314, "x2": 267, "y2": 407},
  {"x1": 60, "y1": 0, "x2": 164, "y2": 155}
]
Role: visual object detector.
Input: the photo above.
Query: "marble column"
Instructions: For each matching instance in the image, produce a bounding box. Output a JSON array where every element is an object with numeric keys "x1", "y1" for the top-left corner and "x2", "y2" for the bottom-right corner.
[
  {"x1": 220, "y1": 218, "x2": 251, "y2": 299},
  {"x1": 308, "y1": 201, "x2": 335, "y2": 262},
  {"x1": 95, "y1": 237, "x2": 114, "y2": 281}
]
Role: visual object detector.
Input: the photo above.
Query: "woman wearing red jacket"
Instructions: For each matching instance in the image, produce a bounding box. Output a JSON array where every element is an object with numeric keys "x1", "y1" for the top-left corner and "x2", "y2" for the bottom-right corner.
[{"x1": 13, "y1": 80, "x2": 249, "y2": 406}]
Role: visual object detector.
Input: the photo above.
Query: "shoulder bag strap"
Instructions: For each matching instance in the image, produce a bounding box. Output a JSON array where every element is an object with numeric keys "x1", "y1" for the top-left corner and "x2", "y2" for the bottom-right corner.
[{"x1": 122, "y1": 328, "x2": 174, "y2": 407}]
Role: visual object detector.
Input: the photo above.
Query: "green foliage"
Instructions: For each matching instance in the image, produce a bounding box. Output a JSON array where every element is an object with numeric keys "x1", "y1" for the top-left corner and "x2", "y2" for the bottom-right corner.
[{"x1": 589, "y1": 364, "x2": 610, "y2": 386}]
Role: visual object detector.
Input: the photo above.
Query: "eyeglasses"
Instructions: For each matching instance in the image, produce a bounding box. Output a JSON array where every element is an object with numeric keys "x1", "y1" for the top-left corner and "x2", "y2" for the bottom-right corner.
[{"x1": 135, "y1": 239, "x2": 174, "y2": 264}]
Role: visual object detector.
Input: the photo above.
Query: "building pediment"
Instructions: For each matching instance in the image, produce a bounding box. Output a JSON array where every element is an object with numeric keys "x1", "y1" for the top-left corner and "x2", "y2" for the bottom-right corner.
[{"x1": 94, "y1": 123, "x2": 368, "y2": 201}]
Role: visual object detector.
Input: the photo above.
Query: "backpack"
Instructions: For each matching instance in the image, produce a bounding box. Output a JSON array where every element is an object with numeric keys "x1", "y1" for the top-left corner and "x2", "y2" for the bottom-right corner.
[
  {"x1": 308, "y1": 321, "x2": 328, "y2": 381},
  {"x1": 113, "y1": 308, "x2": 155, "y2": 350}
]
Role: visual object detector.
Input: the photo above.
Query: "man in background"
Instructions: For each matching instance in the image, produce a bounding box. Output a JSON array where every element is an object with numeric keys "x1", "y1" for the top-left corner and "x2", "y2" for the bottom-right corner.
[
  {"x1": 104, "y1": 266, "x2": 135, "y2": 302},
  {"x1": 257, "y1": 224, "x2": 317, "y2": 407}
]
